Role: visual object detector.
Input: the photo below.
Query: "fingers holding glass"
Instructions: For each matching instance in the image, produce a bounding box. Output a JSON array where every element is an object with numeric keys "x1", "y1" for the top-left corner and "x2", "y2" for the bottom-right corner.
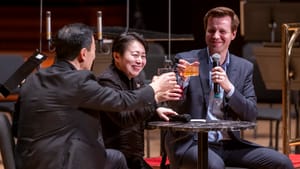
[
  {"x1": 154, "y1": 67, "x2": 184, "y2": 101},
  {"x1": 155, "y1": 72, "x2": 177, "y2": 91},
  {"x1": 177, "y1": 58, "x2": 200, "y2": 78}
]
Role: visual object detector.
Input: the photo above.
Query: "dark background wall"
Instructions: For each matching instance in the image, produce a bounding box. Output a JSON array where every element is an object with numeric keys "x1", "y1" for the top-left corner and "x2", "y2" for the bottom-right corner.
[
  {"x1": 133, "y1": 0, "x2": 243, "y2": 55},
  {"x1": 130, "y1": 0, "x2": 300, "y2": 56},
  {"x1": 0, "y1": 0, "x2": 299, "y2": 56}
]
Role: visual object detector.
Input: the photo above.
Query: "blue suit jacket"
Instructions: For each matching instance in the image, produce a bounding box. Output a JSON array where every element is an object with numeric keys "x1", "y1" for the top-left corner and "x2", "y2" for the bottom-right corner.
[{"x1": 165, "y1": 48, "x2": 258, "y2": 168}]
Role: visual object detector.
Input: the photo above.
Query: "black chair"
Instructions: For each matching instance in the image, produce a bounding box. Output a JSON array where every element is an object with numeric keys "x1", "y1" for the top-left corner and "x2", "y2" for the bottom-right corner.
[
  {"x1": 143, "y1": 42, "x2": 166, "y2": 82},
  {"x1": 244, "y1": 50, "x2": 282, "y2": 150},
  {"x1": 0, "y1": 113, "x2": 16, "y2": 169},
  {"x1": 144, "y1": 42, "x2": 167, "y2": 158}
]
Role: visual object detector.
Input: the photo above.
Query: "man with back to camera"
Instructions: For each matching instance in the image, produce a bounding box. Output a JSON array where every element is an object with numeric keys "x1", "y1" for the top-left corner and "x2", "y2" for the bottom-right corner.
[
  {"x1": 165, "y1": 7, "x2": 294, "y2": 169},
  {"x1": 13, "y1": 23, "x2": 181, "y2": 169}
]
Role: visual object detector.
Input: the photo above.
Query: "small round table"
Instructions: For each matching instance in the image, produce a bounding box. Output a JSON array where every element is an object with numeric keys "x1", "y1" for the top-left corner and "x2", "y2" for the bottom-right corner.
[{"x1": 148, "y1": 120, "x2": 256, "y2": 169}]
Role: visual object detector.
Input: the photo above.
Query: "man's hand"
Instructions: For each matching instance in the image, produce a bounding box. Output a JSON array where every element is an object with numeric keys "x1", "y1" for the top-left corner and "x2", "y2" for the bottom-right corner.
[
  {"x1": 211, "y1": 66, "x2": 233, "y2": 93},
  {"x1": 177, "y1": 59, "x2": 200, "y2": 81},
  {"x1": 149, "y1": 72, "x2": 182, "y2": 103},
  {"x1": 154, "y1": 85, "x2": 182, "y2": 103},
  {"x1": 149, "y1": 72, "x2": 182, "y2": 102}
]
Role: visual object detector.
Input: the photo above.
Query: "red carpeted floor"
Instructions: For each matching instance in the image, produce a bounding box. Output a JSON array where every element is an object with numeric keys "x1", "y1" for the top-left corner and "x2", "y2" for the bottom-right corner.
[
  {"x1": 144, "y1": 156, "x2": 169, "y2": 167},
  {"x1": 146, "y1": 155, "x2": 300, "y2": 168},
  {"x1": 290, "y1": 154, "x2": 300, "y2": 168}
]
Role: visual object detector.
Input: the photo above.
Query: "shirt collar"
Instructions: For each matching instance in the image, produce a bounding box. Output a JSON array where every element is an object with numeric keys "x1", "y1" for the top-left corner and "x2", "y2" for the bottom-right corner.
[{"x1": 207, "y1": 49, "x2": 230, "y2": 70}]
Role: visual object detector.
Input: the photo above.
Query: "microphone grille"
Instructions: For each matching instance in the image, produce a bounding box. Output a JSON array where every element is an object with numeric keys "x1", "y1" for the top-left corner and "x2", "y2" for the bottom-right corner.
[
  {"x1": 212, "y1": 53, "x2": 220, "y2": 62},
  {"x1": 183, "y1": 114, "x2": 191, "y2": 122},
  {"x1": 97, "y1": 11, "x2": 102, "y2": 17},
  {"x1": 46, "y1": 11, "x2": 51, "y2": 17}
]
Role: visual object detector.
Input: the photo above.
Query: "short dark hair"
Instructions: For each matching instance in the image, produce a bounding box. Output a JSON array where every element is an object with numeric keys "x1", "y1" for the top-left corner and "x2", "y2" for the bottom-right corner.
[
  {"x1": 54, "y1": 23, "x2": 94, "y2": 61},
  {"x1": 112, "y1": 32, "x2": 148, "y2": 57},
  {"x1": 203, "y1": 7, "x2": 240, "y2": 33}
]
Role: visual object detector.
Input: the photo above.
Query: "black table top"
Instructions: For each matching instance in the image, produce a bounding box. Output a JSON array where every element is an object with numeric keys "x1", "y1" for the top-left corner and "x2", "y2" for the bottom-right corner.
[{"x1": 148, "y1": 120, "x2": 256, "y2": 132}]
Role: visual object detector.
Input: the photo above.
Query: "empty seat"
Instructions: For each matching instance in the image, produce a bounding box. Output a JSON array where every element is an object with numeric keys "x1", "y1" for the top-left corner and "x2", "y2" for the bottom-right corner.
[{"x1": 243, "y1": 44, "x2": 281, "y2": 150}]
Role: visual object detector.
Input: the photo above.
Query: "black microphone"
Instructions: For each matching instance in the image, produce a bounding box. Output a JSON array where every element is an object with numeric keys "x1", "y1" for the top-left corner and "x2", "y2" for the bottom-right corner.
[
  {"x1": 46, "y1": 11, "x2": 54, "y2": 52},
  {"x1": 168, "y1": 114, "x2": 191, "y2": 122},
  {"x1": 97, "y1": 11, "x2": 103, "y2": 42},
  {"x1": 212, "y1": 53, "x2": 221, "y2": 98},
  {"x1": 97, "y1": 11, "x2": 109, "y2": 54}
]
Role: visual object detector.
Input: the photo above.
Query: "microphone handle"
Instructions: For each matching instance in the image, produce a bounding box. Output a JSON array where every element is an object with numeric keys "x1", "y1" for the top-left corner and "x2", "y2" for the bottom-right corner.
[
  {"x1": 214, "y1": 82, "x2": 220, "y2": 95},
  {"x1": 213, "y1": 60, "x2": 220, "y2": 97}
]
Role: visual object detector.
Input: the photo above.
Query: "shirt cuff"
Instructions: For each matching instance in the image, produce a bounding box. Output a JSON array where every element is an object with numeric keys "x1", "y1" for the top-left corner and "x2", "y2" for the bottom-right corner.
[
  {"x1": 226, "y1": 84, "x2": 235, "y2": 98},
  {"x1": 182, "y1": 77, "x2": 190, "y2": 89}
]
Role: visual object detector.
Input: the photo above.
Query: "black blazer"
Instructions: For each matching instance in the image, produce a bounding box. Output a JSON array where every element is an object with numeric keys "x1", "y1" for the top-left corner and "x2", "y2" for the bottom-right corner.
[{"x1": 14, "y1": 60, "x2": 157, "y2": 169}]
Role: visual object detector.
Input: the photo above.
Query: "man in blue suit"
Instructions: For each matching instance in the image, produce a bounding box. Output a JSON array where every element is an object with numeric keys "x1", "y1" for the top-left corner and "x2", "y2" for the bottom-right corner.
[{"x1": 165, "y1": 6, "x2": 293, "y2": 169}]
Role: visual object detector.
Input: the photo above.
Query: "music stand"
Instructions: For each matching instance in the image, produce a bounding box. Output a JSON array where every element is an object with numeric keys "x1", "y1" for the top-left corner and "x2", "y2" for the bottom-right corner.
[
  {"x1": 253, "y1": 46, "x2": 300, "y2": 90},
  {"x1": 0, "y1": 51, "x2": 47, "y2": 97}
]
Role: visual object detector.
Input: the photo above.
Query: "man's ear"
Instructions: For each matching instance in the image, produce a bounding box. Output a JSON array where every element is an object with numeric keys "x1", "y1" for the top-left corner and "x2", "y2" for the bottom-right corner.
[
  {"x1": 231, "y1": 30, "x2": 237, "y2": 40},
  {"x1": 78, "y1": 48, "x2": 87, "y2": 63}
]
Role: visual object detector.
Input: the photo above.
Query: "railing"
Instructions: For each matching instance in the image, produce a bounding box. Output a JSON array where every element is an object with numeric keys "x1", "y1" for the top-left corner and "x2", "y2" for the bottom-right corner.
[{"x1": 282, "y1": 23, "x2": 300, "y2": 155}]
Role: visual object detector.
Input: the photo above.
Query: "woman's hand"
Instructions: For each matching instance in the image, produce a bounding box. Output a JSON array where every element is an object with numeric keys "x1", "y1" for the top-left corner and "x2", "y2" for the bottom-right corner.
[{"x1": 156, "y1": 107, "x2": 178, "y2": 121}]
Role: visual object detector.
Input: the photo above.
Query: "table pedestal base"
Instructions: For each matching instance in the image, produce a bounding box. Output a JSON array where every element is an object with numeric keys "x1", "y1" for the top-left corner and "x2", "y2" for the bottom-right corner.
[{"x1": 198, "y1": 132, "x2": 208, "y2": 169}]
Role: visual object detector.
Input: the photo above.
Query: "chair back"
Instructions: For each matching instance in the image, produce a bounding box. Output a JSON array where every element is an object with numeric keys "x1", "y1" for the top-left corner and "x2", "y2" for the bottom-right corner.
[
  {"x1": 0, "y1": 113, "x2": 16, "y2": 169},
  {"x1": 242, "y1": 46, "x2": 281, "y2": 104},
  {"x1": 143, "y1": 43, "x2": 166, "y2": 81}
]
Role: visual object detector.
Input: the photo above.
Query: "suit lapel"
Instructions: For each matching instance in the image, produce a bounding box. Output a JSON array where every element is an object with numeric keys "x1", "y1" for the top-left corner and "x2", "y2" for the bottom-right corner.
[
  {"x1": 198, "y1": 50, "x2": 211, "y2": 110},
  {"x1": 226, "y1": 54, "x2": 239, "y2": 87}
]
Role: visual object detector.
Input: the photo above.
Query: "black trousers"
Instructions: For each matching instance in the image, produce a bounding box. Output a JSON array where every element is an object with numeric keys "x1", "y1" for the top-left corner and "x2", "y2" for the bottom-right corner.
[
  {"x1": 180, "y1": 139, "x2": 294, "y2": 169},
  {"x1": 105, "y1": 149, "x2": 128, "y2": 169}
]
